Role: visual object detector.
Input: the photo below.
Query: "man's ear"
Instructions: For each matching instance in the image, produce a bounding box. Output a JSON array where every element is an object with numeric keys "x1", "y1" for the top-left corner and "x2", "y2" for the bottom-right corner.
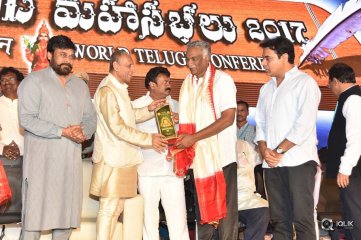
[
  {"x1": 281, "y1": 53, "x2": 288, "y2": 62},
  {"x1": 47, "y1": 52, "x2": 52, "y2": 62},
  {"x1": 334, "y1": 78, "x2": 342, "y2": 86},
  {"x1": 149, "y1": 81, "x2": 156, "y2": 89},
  {"x1": 205, "y1": 54, "x2": 211, "y2": 62},
  {"x1": 113, "y1": 61, "x2": 118, "y2": 72}
]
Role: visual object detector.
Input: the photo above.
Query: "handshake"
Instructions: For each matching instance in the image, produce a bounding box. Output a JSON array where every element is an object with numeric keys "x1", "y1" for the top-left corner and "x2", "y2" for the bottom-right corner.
[{"x1": 62, "y1": 125, "x2": 86, "y2": 144}]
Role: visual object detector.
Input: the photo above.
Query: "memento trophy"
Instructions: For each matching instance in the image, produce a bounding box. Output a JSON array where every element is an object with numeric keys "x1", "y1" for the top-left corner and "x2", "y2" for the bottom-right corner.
[{"x1": 154, "y1": 104, "x2": 177, "y2": 140}]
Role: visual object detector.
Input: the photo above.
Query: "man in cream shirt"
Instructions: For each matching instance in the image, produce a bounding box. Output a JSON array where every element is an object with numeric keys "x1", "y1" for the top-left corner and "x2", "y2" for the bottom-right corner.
[{"x1": 90, "y1": 50, "x2": 167, "y2": 240}]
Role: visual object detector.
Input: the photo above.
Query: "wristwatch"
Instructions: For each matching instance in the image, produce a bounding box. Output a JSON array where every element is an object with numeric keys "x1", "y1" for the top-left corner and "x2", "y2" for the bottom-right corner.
[{"x1": 276, "y1": 147, "x2": 285, "y2": 154}]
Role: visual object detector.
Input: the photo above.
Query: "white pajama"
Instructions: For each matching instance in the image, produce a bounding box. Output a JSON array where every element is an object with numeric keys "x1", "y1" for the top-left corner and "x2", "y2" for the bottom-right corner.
[{"x1": 138, "y1": 176, "x2": 189, "y2": 240}]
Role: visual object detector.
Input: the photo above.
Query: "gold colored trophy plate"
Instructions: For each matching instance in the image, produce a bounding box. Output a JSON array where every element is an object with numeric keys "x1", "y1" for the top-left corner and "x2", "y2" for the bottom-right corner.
[{"x1": 154, "y1": 104, "x2": 177, "y2": 140}]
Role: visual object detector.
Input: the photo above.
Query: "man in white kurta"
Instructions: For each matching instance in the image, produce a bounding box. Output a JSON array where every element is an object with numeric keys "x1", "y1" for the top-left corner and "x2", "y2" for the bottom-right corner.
[
  {"x1": 0, "y1": 67, "x2": 24, "y2": 160},
  {"x1": 18, "y1": 35, "x2": 97, "y2": 240},
  {"x1": 0, "y1": 67, "x2": 25, "y2": 225},
  {"x1": 175, "y1": 41, "x2": 238, "y2": 239},
  {"x1": 132, "y1": 67, "x2": 189, "y2": 240}
]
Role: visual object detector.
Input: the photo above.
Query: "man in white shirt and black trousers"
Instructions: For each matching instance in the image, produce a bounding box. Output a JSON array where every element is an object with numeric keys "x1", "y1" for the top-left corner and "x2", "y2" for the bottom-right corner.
[
  {"x1": 255, "y1": 36, "x2": 321, "y2": 240},
  {"x1": 326, "y1": 63, "x2": 361, "y2": 240}
]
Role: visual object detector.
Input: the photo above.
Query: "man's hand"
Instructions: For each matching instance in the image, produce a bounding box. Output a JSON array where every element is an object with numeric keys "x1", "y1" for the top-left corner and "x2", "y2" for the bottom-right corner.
[
  {"x1": 3, "y1": 141, "x2": 20, "y2": 160},
  {"x1": 337, "y1": 173, "x2": 350, "y2": 188},
  {"x1": 62, "y1": 125, "x2": 86, "y2": 143},
  {"x1": 175, "y1": 134, "x2": 196, "y2": 149},
  {"x1": 171, "y1": 112, "x2": 179, "y2": 124},
  {"x1": 151, "y1": 133, "x2": 168, "y2": 153},
  {"x1": 70, "y1": 125, "x2": 86, "y2": 143},
  {"x1": 261, "y1": 148, "x2": 282, "y2": 168},
  {"x1": 148, "y1": 99, "x2": 166, "y2": 111}
]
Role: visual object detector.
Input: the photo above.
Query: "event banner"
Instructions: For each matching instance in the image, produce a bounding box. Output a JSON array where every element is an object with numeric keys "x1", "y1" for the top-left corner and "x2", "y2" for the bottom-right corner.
[{"x1": 0, "y1": 0, "x2": 360, "y2": 86}]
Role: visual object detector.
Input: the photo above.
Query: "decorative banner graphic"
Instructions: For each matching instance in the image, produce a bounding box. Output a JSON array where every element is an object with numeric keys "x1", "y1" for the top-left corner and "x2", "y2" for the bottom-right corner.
[{"x1": 0, "y1": 0, "x2": 360, "y2": 87}]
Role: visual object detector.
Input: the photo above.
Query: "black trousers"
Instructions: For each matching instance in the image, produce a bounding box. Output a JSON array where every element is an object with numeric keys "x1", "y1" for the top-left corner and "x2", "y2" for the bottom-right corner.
[
  {"x1": 254, "y1": 164, "x2": 266, "y2": 199},
  {"x1": 190, "y1": 162, "x2": 238, "y2": 240},
  {"x1": 239, "y1": 207, "x2": 269, "y2": 240},
  {"x1": 339, "y1": 167, "x2": 361, "y2": 240},
  {"x1": 264, "y1": 160, "x2": 317, "y2": 240}
]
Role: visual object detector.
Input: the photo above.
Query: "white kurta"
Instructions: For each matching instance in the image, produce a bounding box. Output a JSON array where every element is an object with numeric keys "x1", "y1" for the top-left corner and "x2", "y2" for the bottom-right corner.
[{"x1": 0, "y1": 96, "x2": 24, "y2": 155}]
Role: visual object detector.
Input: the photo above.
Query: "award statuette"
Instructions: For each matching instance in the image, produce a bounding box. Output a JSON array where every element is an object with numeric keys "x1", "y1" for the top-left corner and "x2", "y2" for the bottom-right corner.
[{"x1": 154, "y1": 104, "x2": 177, "y2": 140}]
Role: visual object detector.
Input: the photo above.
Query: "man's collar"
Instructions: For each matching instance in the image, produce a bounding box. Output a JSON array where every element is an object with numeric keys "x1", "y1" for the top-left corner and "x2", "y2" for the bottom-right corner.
[
  {"x1": 146, "y1": 91, "x2": 172, "y2": 102},
  {"x1": 108, "y1": 73, "x2": 128, "y2": 89},
  {"x1": 0, "y1": 95, "x2": 18, "y2": 103},
  {"x1": 271, "y1": 66, "x2": 297, "y2": 84},
  {"x1": 238, "y1": 122, "x2": 249, "y2": 129}
]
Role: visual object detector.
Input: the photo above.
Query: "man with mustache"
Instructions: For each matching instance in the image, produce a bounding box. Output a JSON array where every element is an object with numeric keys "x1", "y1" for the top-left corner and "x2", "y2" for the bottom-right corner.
[
  {"x1": 132, "y1": 67, "x2": 189, "y2": 240},
  {"x1": 0, "y1": 67, "x2": 24, "y2": 161},
  {"x1": 18, "y1": 35, "x2": 97, "y2": 240}
]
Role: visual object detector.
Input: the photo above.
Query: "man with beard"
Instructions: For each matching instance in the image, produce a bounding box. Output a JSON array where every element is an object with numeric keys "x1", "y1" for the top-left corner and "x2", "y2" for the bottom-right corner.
[
  {"x1": 132, "y1": 67, "x2": 189, "y2": 240},
  {"x1": 18, "y1": 35, "x2": 97, "y2": 240}
]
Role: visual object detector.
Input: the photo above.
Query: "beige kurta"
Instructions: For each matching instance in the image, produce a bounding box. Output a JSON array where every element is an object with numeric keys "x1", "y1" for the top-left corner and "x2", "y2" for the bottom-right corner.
[
  {"x1": 90, "y1": 73, "x2": 153, "y2": 198},
  {"x1": 236, "y1": 140, "x2": 268, "y2": 211}
]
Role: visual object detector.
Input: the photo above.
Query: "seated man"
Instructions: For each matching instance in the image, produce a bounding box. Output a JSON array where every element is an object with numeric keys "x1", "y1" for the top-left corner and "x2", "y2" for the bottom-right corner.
[
  {"x1": 236, "y1": 140, "x2": 269, "y2": 240},
  {"x1": 0, "y1": 67, "x2": 25, "y2": 225},
  {"x1": 236, "y1": 100, "x2": 266, "y2": 199},
  {"x1": 0, "y1": 67, "x2": 24, "y2": 160}
]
